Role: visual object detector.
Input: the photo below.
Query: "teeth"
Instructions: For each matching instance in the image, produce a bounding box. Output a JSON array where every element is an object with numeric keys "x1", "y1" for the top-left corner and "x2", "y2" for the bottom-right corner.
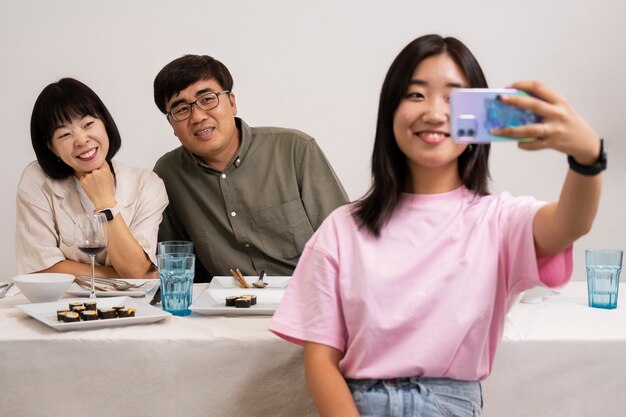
[
  {"x1": 78, "y1": 148, "x2": 96, "y2": 159},
  {"x1": 419, "y1": 132, "x2": 447, "y2": 138},
  {"x1": 196, "y1": 127, "x2": 214, "y2": 136}
]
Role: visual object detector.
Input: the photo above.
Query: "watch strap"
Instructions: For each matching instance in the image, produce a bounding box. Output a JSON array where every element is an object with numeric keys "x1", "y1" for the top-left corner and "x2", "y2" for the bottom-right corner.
[{"x1": 567, "y1": 138, "x2": 606, "y2": 176}]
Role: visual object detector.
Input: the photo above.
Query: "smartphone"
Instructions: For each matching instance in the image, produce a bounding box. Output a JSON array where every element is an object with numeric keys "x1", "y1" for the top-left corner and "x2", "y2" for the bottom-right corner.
[{"x1": 450, "y1": 88, "x2": 542, "y2": 143}]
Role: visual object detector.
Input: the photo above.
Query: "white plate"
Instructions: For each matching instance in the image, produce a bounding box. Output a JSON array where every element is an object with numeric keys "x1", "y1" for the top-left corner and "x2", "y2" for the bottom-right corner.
[
  {"x1": 65, "y1": 280, "x2": 156, "y2": 298},
  {"x1": 190, "y1": 287, "x2": 286, "y2": 316},
  {"x1": 16, "y1": 296, "x2": 171, "y2": 331},
  {"x1": 208, "y1": 275, "x2": 291, "y2": 289}
]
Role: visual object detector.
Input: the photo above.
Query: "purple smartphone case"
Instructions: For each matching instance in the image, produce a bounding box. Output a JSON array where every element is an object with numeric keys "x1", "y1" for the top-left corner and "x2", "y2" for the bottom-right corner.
[{"x1": 450, "y1": 88, "x2": 542, "y2": 143}]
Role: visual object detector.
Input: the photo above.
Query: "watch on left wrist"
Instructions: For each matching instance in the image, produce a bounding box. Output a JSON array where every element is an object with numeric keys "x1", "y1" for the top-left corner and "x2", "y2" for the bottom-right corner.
[{"x1": 97, "y1": 205, "x2": 120, "y2": 222}]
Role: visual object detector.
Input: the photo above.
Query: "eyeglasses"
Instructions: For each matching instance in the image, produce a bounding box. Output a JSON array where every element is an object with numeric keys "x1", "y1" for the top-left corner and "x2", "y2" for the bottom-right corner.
[{"x1": 166, "y1": 90, "x2": 230, "y2": 121}]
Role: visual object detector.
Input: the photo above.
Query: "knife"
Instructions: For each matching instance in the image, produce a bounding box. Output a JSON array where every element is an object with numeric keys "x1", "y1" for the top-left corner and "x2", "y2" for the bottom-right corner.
[{"x1": 149, "y1": 287, "x2": 161, "y2": 305}]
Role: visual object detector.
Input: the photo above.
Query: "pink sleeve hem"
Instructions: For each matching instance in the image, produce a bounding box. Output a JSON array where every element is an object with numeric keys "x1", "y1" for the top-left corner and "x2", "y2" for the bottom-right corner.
[
  {"x1": 269, "y1": 323, "x2": 345, "y2": 353},
  {"x1": 538, "y1": 244, "x2": 573, "y2": 288}
]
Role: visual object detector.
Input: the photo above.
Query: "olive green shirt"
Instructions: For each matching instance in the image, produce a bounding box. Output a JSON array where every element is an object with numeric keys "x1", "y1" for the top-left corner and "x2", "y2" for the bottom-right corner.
[{"x1": 154, "y1": 118, "x2": 348, "y2": 281}]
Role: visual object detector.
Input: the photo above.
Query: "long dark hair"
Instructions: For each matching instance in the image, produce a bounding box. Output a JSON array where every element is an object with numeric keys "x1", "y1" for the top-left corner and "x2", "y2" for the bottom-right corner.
[
  {"x1": 353, "y1": 34, "x2": 491, "y2": 237},
  {"x1": 30, "y1": 78, "x2": 122, "y2": 179}
]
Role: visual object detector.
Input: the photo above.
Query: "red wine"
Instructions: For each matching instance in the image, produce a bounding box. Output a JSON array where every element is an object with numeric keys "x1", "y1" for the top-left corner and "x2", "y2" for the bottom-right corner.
[{"x1": 78, "y1": 246, "x2": 106, "y2": 256}]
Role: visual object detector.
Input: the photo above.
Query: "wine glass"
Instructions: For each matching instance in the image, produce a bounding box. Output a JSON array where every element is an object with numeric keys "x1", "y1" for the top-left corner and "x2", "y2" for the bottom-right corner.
[{"x1": 75, "y1": 212, "x2": 109, "y2": 299}]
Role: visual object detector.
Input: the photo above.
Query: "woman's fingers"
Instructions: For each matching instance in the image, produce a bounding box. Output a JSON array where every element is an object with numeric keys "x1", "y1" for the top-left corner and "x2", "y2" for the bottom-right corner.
[
  {"x1": 492, "y1": 80, "x2": 599, "y2": 162},
  {"x1": 508, "y1": 80, "x2": 566, "y2": 105},
  {"x1": 496, "y1": 93, "x2": 556, "y2": 118},
  {"x1": 79, "y1": 162, "x2": 116, "y2": 208},
  {"x1": 517, "y1": 138, "x2": 549, "y2": 151},
  {"x1": 491, "y1": 122, "x2": 548, "y2": 140}
]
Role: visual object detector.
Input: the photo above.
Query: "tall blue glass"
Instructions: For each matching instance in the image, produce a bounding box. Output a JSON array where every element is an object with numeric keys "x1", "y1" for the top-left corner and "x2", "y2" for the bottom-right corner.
[
  {"x1": 157, "y1": 253, "x2": 195, "y2": 316},
  {"x1": 586, "y1": 249, "x2": 623, "y2": 309}
]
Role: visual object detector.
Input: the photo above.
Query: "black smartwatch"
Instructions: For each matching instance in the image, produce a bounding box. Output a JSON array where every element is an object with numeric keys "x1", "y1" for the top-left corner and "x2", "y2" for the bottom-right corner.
[
  {"x1": 97, "y1": 206, "x2": 120, "y2": 222},
  {"x1": 567, "y1": 138, "x2": 606, "y2": 176}
]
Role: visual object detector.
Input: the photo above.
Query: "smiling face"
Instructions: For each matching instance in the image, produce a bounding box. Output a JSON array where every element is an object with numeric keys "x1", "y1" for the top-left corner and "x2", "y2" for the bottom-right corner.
[
  {"x1": 393, "y1": 53, "x2": 470, "y2": 192},
  {"x1": 166, "y1": 78, "x2": 239, "y2": 170},
  {"x1": 49, "y1": 115, "x2": 109, "y2": 178}
]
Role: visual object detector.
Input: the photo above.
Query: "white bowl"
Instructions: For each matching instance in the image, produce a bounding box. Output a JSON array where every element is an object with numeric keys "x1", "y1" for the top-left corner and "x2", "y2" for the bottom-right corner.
[{"x1": 13, "y1": 273, "x2": 75, "y2": 303}]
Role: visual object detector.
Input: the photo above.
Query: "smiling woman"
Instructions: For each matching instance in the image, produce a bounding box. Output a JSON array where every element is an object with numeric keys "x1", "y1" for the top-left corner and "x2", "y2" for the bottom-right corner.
[
  {"x1": 50, "y1": 115, "x2": 110, "y2": 178},
  {"x1": 269, "y1": 34, "x2": 603, "y2": 417},
  {"x1": 16, "y1": 78, "x2": 169, "y2": 279}
]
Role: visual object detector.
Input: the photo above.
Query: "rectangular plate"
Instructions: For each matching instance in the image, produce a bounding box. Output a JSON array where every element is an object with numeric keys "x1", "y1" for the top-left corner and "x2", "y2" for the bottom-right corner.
[
  {"x1": 65, "y1": 280, "x2": 157, "y2": 298},
  {"x1": 16, "y1": 296, "x2": 171, "y2": 331},
  {"x1": 208, "y1": 275, "x2": 291, "y2": 289},
  {"x1": 190, "y1": 287, "x2": 286, "y2": 316}
]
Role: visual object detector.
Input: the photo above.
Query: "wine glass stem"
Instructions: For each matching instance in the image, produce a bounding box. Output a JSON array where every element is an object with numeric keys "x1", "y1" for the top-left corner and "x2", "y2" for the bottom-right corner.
[{"x1": 89, "y1": 255, "x2": 96, "y2": 299}]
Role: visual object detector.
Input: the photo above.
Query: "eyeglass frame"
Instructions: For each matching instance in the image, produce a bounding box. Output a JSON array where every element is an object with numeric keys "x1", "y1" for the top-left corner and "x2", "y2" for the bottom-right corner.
[{"x1": 166, "y1": 90, "x2": 231, "y2": 122}]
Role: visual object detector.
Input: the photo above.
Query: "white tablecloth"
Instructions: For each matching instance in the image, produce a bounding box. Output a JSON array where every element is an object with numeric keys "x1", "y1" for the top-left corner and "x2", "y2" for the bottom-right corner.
[
  {"x1": 0, "y1": 283, "x2": 315, "y2": 417},
  {"x1": 482, "y1": 282, "x2": 626, "y2": 417},
  {"x1": 0, "y1": 282, "x2": 624, "y2": 417}
]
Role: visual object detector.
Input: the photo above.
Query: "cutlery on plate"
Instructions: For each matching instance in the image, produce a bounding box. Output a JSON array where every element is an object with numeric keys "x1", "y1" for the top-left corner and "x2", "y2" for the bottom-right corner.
[
  {"x1": 149, "y1": 287, "x2": 162, "y2": 305},
  {"x1": 252, "y1": 270, "x2": 268, "y2": 288},
  {"x1": 93, "y1": 277, "x2": 148, "y2": 291},
  {"x1": 74, "y1": 277, "x2": 114, "y2": 292},
  {"x1": 0, "y1": 282, "x2": 15, "y2": 298},
  {"x1": 77, "y1": 276, "x2": 150, "y2": 291},
  {"x1": 230, "y1": 268, "x2": 251, "y2": 288}
]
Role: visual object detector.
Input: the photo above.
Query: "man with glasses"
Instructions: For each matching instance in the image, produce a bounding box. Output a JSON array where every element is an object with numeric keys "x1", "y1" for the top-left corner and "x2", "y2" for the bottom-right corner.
[{"x1": 153, "y1": 55, "x2": 348, "y2": 282}]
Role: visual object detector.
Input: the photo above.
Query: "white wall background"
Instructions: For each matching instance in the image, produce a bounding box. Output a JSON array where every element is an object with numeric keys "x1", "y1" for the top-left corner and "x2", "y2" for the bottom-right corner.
[{"x1": 1, "y1": 0, "x2": 624, "y2": 281}]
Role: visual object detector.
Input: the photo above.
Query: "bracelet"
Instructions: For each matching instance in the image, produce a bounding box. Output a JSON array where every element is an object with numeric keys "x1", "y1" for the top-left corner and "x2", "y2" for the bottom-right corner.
[{"x1": 567, "y1": 138, "x2": 606, "y2": 176}]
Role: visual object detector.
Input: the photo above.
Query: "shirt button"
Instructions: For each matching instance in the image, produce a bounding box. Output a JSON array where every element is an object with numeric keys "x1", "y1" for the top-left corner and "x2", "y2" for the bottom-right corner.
[
  {"x1": 221, "y1": 173, "x2": 226, "y2": 179},
  {"x1": 230, "y1": 211, "x2": 237, "y2": 217}
]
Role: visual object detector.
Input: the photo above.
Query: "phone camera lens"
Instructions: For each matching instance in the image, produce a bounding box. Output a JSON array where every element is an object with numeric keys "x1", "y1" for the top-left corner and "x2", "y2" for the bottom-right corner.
[
  {"x1": 467, "y1": 129, "x2": 475, "y2": 137},
  {"x1": 458, "y1": 129, "x2": 466, "y2": 137}
]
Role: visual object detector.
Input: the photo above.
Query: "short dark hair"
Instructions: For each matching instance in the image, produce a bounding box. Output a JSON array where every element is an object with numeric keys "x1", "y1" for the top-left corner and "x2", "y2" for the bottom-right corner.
[
  {"x1": 153, "y1": 55, "x2": 234, "y2": 114},
  {"x1": 30, "y1": 78, "x2": 122, "y2": 179},
  {"x1": 353, "y1": 34, "x2": 491, "y2": 237}
]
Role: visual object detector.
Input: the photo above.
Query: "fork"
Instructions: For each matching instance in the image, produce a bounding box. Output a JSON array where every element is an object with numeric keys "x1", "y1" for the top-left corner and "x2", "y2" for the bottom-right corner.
[
  {"x1": 75, "y1": 277, "x2": 114, "y2": 292},
  {"x1": 83, "y1": 277, "x2": 149, "y2": 291}
]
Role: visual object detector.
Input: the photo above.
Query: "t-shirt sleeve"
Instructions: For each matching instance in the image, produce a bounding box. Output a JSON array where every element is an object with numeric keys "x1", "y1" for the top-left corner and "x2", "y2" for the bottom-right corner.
[
  {"x1": 499, "y1": 194, "x2": 573, "y2": 295},
  {"x1": 15, "y1": 165, "x2": 67, "y2": 274},
  {"x1": 269, "y1": 219, "x2": 348, "y2": 352}
]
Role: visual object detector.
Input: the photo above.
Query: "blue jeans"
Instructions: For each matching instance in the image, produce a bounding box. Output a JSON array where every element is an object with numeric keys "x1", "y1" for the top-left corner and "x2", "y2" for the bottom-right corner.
[{"x1": 347, "y1": 377, "x2": 482, "y2": 417}]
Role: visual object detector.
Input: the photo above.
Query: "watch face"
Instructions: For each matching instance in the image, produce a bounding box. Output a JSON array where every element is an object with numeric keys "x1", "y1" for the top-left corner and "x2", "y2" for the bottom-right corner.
[{"x1": 100, "y1": 209, "x2": 114, "y2": 222}]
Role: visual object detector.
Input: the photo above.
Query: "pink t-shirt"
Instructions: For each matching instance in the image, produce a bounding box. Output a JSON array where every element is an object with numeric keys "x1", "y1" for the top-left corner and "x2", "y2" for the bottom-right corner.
[{"x1": 269, "y1": 187, "x2": 572, "y2": 381}]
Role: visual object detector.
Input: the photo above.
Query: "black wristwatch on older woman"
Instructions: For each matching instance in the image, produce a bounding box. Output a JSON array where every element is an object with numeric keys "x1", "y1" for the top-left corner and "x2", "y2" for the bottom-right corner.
[
  {"x1": 567, "y1": 138, "x2": 606, "y2": 176},
  {"x1": 97, "y1": 205, "x2": 120, "y2": 222}
]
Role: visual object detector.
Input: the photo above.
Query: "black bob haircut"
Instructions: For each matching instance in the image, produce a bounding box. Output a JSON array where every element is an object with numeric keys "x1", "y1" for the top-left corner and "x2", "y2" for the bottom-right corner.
[{"x1": 30, "y1": 78, "x2": 122, "y2": 179}]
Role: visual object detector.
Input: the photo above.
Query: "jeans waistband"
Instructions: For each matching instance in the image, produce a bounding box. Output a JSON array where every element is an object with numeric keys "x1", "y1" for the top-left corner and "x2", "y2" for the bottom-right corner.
[{"x1": 346, "y1": 376, "x2": 479, "y2": 391}]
